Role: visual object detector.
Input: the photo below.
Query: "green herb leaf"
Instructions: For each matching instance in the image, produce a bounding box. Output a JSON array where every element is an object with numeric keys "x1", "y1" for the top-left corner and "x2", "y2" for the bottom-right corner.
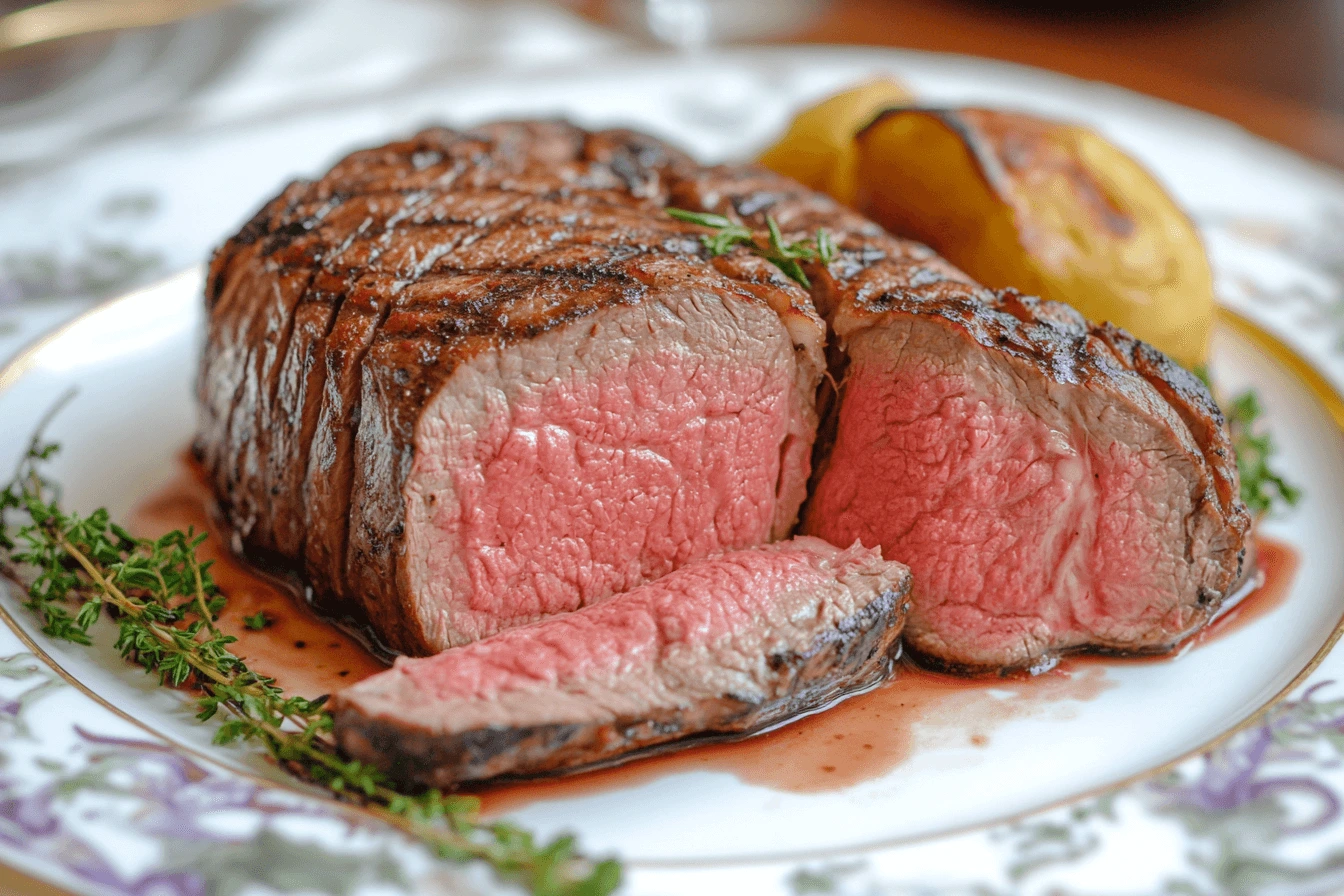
[
  {"x1": 1194, "y1": 366, "x2": 1301, "y2": 516},
  {"x1": 243, "y1": 611, "x2": 271, "y2": 630},
  {"x1": 664, "y1": 208, "x2": 734, "y2": 229},
  {"x1": 665, "y1": 207, "x2": 836, "y2": 287},
  {"x1": 816, "y1": 228, "x2": 836, "y2": 265},
  {"x1": 1225, "y1": 389, "x2": 1302, "y2": 516},
  {"x1": 0, "y1": 414, "x2": 620, "y2": 896}
]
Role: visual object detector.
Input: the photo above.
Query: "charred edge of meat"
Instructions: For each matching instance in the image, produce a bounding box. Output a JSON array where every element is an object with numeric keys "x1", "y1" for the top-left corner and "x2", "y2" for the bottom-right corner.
[
  {"x1": 332, "y1": 587, "x2": 907, "y2": 788},
  {"x1": 901, "y1": 637, "x2": 1182, "y2": 679}
]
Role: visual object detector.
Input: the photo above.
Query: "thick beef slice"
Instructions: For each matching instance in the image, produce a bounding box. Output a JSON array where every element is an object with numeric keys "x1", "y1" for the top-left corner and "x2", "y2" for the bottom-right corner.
[
  {"x1": 394, "y1": 283, "x2": 808, "y2": 647},
  {"x1": 198, "y1": 122, "x2": 826, "y2": 656},
  {"x1": 802, "y1": 280, "x2": 1250, "y2": 673},
  {"x1": 331, "y1": 537, "x2": 910, "y2": 786}
]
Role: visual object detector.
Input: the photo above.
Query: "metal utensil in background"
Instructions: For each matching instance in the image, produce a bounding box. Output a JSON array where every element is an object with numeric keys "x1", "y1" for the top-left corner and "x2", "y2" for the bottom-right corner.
[{"x1": 0, "y1": 0, "x2": 234, "y2": 55}]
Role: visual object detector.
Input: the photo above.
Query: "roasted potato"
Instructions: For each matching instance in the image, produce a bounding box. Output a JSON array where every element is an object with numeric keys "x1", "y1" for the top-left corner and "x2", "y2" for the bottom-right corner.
[
  {"x1": 758, "y1": 78, "x2": 914, "y2": 207},
  {"x1": 853, "y1": 108, "x2": 1215, "y2": 368}
]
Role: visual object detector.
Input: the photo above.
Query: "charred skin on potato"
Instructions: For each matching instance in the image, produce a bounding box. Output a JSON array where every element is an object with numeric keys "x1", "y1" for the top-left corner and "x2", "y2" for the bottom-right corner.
[{"x1": 851, "y1": 107, "x2": 1215, "y2": 369}]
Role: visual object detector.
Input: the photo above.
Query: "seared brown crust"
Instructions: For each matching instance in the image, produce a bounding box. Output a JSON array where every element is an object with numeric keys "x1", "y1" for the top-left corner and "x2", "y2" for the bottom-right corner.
[
  {"x1": 331, "y1": 584, "x2": 907, "y2": 788},
  {"x1": 198, "y1": 122, "x2": 824, "y2": 655}
]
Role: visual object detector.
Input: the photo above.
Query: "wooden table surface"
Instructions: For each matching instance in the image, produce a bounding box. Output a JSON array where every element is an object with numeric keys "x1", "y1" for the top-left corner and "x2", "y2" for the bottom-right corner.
[{"x1": 790, "y1": 0, "x2": 1344, "y2": 171}]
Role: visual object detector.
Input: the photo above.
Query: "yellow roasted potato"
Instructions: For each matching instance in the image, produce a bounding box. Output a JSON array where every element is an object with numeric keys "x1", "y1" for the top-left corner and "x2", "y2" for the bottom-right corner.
[
  {"x1": 853, "y1": 108, "x2": 1215, "y2": 368},
  {"x1": 758, "y1": 78, "x2": 914, "y2": 207}
]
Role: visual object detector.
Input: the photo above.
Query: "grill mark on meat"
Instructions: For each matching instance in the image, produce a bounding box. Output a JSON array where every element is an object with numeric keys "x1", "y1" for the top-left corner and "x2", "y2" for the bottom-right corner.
[
  {"x1": 205, "y1": 255, "x2": 299, "y2": 541},
  {"x1": 261, "y1": 198, "x2": 404, "y2": 565},
  {"x1": 336, "y1": 281, "x2": 404, "y2": 604},
  {"x1": 303, "y1": 274, "x2": 397, "y2": 598},
  {"x1": 264, "y1": 279, "x2": 341, "y2": 557},
  {"x1": 198, "y1": 201, "x2": 387, "y2": 553},
  {"x1": 254, "y1": 143, "x2": 693, "y2": 290},
  {"x1": 288, "y1": 269, "x2": 364, "y2": 560},
  {"x1": 258, "y1": 270, "x2": 318, "y2": 465},
  {"x1": 243, "y1": 266, "x2": 317, "y2": 549},
  {"x1": 297, "y1": 270, "x2": 375, "y2": 579}
]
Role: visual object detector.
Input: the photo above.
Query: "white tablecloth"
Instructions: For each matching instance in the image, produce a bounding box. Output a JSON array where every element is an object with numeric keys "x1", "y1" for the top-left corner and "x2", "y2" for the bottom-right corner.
[{"x1": 0, "y1": 0, "x2": 629, "y2": 361}]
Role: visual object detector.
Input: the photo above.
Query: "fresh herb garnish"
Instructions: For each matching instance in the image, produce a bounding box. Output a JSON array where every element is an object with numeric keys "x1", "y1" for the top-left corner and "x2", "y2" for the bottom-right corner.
[
  {"x1": 666, "y1": 207, "x2": 836, "y2": 288},
  {"x1": 1225, "y1": 389, "x2": 1302, "y2": 516},
  {"x1": 0, "y1": 424, "x2": 620, "y2": 896},
  {"x1": 1193, "y1": 366, "x2": 1300, "y2": 516},
  {"x1": 243, "y1": 611, "x2": 271, "y2": 630}
]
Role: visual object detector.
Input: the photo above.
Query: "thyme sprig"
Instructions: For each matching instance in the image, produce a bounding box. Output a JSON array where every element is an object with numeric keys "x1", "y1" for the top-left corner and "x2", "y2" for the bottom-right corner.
[
  {"x1": 666, "y1": 207, "x2": 836, "y2": 288},
  {"x1": 1193, "y1": 366, "x2": 1301, "y2": 516},
  {"x1": 0, "y1": 428, "x2": 619, "y2": 896},
  {"x1": 1225, "y1": 389, "x2": 1302, "y2": 516}
]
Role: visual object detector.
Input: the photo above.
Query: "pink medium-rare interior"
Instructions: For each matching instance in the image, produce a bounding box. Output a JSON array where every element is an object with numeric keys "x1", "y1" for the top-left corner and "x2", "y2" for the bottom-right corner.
[
  {"x1": 390, "y1": 537, "x2": 886, "y2": 702},
  {"x1": 404, "y1": 291, "x2": 817, "y2": 649},
  {"x1": 804, "y1": 319, "x2": 1204, "y2": 667}
]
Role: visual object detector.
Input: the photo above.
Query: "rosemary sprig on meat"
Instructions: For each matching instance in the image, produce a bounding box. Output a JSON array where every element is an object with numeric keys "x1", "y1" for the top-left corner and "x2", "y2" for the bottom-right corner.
[
  {"x1": 666, "y1": 207, "x2": 836, "y2": 288},
  {"x1": 0, "y1": 425, "x2": 620, "y2": 896}
]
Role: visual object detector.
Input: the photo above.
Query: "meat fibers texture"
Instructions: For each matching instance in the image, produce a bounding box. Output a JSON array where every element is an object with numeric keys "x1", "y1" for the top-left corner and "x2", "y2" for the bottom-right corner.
[
  {"x1": 197, "y1": 121, "x2": 827, "y2": 655},
  {"x1": 802, "y1": 280, "x2": 1251, "y2": 673},
  {"x1": 330, "y1": 537, "x2": 910, "y2": 786}
]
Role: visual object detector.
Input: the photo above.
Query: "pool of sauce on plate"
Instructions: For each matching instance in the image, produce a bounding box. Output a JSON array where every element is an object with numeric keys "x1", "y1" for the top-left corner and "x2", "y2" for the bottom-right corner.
[
  {"x1": 1199, "y1": 537, "x2": 1298, "y2": 643},
  {"x1": 128, "y1": 457, "x2": 1300, "y2": 814},
  {"x1": 470, "y1": 661, "x2": 1114, "y2": 816}
]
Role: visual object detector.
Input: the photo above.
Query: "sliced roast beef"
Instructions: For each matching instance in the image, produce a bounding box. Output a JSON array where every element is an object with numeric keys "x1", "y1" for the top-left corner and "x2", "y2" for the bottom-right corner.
[
  {"x1": 652, "y1": 170, "x2": 1250, "y2": 673},
  {"x1": 798, "y1": 257, "x2": 1251, "y2": 673},
  {"x1": 198, "y1": 122, "x2": 826, "y2": 656},
  {"x1": 330, "y1": 537, "x2": 910, "y2": 786},
  {"x1": 202, "y1": 118, "x2": 1251, "y2": 680}
]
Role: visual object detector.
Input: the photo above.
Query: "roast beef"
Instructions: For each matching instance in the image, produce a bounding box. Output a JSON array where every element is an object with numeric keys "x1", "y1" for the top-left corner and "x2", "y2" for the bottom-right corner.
[
  {"x1": 198, "y1": 122, "x2": 826, "y2": 656},
  {"x1": 330, "y1": 537, "x2": 910, "y2": 786},
  {"x1": 201, "y1": 118, "x2": 1250, "y2": 681},
  {"x1": 799, "y1": 258, "x2": 1251, "y2": 673},
  {"x1": 650, "y1": 168, "x2": 1249, "y2": 672}
]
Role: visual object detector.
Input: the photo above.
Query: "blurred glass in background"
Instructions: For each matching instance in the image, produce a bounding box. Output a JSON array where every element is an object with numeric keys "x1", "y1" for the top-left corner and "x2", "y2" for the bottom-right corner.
[{"x1": 570, "y1": 0, "x2": 830, "y2": 49}]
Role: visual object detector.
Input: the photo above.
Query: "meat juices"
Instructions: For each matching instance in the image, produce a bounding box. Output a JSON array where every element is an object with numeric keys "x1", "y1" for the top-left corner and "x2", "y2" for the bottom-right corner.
[{"x1": 331, "y1": 538, "x2": 910, "y2": 787}]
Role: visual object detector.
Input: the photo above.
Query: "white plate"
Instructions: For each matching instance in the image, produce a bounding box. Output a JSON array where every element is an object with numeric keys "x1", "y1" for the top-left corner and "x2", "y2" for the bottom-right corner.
[{"x1": 3, "y1": 47, "x2": 1344, "y2": 896}]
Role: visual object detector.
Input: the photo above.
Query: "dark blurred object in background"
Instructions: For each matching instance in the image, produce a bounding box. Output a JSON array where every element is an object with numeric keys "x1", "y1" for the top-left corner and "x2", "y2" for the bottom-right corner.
[
  {"x1": 961, "y1": 0, "x2": 1218, "y2": 18},
  {"x1": 3, "y1": 0, "x2": 1342, "y2": 170},
  {"x1": 0, "y1": 0, "x2": 236, "y2": 104}
]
